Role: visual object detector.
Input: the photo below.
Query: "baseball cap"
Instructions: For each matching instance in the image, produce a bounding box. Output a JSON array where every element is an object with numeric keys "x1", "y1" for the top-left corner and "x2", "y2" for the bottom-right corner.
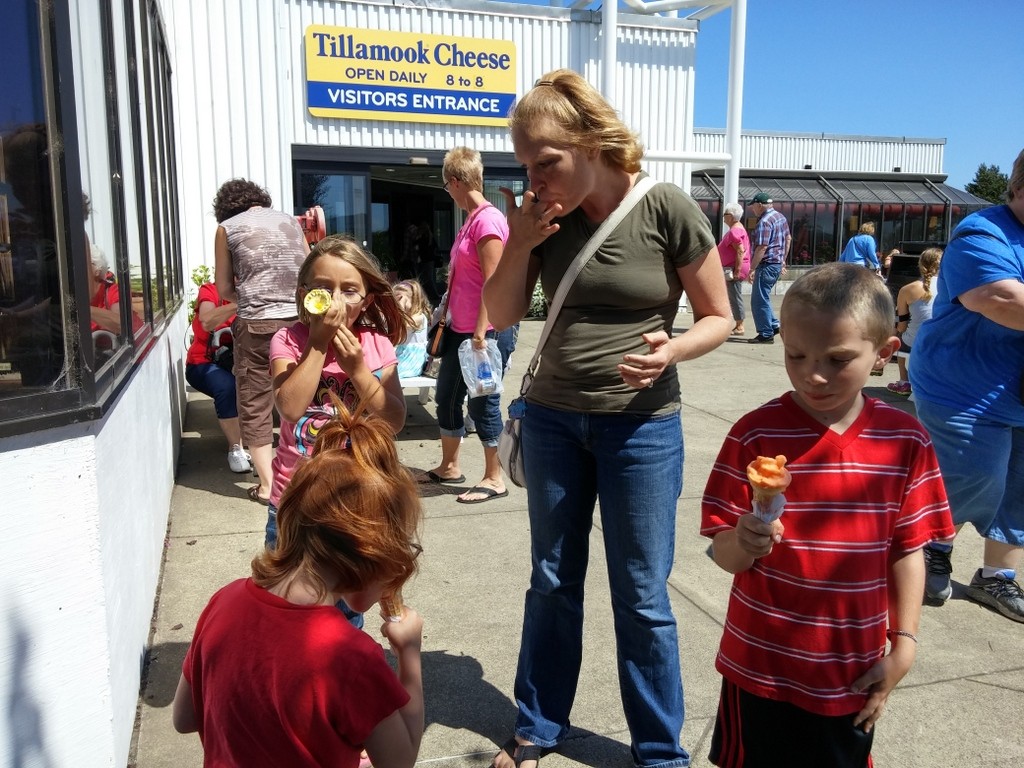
[{"x1": 751, "y1": 192, "x2": 772, "y2": 204}]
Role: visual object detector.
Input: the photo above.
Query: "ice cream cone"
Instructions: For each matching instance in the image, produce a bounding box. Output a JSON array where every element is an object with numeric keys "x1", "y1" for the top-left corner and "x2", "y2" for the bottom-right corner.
[
  {"x1": 303, "y1": 288, "x2": 332, "y2": 315},
  {"x1": 379, "y1": 587, "x2": 404, "y2": 622},
  {"x1": 751, "y1": 485, "x2": 785, "y2": 506},
  {"x1": 747, "y1": 455, "x2": 791, "y2": 522}
]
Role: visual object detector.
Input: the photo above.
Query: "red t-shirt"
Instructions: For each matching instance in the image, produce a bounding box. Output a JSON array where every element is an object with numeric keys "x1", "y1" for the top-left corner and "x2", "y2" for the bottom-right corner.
[
  {"x1": 90, "y1": 272, "x2": 121, "y2": 332},
  {"x1": 186, "y1": 283, "x2": 235, "y2": 366},
  {"x1": 183, "y1": 578, "x2": 410, "y2": 767},
  {"x1": 90, "y1": 271, "x2": 144, "y2": 334},
  {"x1": 701, "y1": 394, "x2": 954, "y2": 716}
]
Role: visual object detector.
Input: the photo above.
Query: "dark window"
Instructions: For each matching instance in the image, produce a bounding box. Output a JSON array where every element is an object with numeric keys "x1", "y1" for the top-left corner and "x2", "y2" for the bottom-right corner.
[{"x1": 0, "y1": 0, "x2": 182, "y2": 434}]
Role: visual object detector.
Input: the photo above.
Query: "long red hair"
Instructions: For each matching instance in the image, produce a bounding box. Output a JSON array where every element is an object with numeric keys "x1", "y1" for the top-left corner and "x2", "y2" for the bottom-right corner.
[{"x1": 251, "y1": 399, "x2": 421, "y2": 601}]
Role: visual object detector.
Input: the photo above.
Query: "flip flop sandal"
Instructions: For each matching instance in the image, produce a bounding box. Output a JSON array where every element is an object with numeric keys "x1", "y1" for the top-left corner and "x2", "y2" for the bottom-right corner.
[
  {"x1": 418, "y1": 470, "x2": 467, "y2": 485},
  {"x1": 456, "y1": 486, "x2": 509, "y2": 504},
  {"x1": 246, "y1": 485, "x2": 270, "y2": 504},
  {"x1": 492, "y1": 738, "x2": 544, "y2": 768}
]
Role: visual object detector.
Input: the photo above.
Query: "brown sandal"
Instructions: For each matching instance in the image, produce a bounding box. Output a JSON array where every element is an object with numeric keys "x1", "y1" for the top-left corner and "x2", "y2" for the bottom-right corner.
[{"x1": 246, "y1": 485, "x2": 270, "y2": 504}]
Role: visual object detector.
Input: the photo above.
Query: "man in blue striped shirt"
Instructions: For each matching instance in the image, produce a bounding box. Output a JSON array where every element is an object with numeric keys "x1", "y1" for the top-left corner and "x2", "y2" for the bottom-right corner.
[{"x1": 747, "y1": 192, "x2": 792, "y2": 343}]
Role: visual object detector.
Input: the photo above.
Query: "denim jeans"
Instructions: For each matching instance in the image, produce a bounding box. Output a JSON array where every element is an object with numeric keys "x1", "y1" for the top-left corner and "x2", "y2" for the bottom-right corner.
[
  {"x1": 750, "y1": 262, "x2": 782, "y2": 339},
  {"x1": 185, "y1": 362, "x2": 238, "y2": 419},
  {"x1": 914, "y1": 398, "x2": 1024, "y2": 546},
  {"x1": 435, "y1": 328, "x2": 502, "y2": 446},
  {"x1": 514, "y1": 402, "x2": 690, "y2": 767},
  {"x1": 497, "y1": 323, "x2": 520, "y2": 376}
]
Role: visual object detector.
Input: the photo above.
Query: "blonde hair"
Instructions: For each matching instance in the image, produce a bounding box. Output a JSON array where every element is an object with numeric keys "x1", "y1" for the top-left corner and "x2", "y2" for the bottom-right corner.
[
  {"x1": 393, "y1": 279, "x2": 432, "y2": 327},
  {"x1": 295, "y1": 235, "x2": 410, "y2": 346},
  {"x1": 508, "y1": 69, "x2": 644, "y2": 173},
  {"x1": 782, "y1": 263, "x2": 894, "y2": 348},
  {"x1": 917, "y1": 247, "x2": 942, "y2": 300},
  {"x1": 442, "y1": 147, "x2": 484, "y2": 192},
  {"x1": 252, "y1": 401, "x2": 422, "y2": 602},
  {"x1": 1008, "y1": 147, "x2": 1024, "y2": 202},
  {"x1": 859, "y1": 222, "x2": 876, "y2": 235}
]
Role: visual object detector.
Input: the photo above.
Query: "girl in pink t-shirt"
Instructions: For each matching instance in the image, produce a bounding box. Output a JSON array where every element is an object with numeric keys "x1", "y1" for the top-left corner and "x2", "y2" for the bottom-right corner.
[{"x1": 266, "y1": 236, "x2": 410, "y2": 549}]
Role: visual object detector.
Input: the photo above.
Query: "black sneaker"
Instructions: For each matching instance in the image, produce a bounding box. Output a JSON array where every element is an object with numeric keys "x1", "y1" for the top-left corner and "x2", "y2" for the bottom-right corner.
[
  {"x1": 748, "y1": 335, "x2": 775, "y2": 344},
  {"x1": 965, "y1": 569, "x2": 1024, "y2": 623},
  {"x1": 923, "y1": 545, "x2": 953, "y2": 602},
  {"x1": 772, "y1": 327, "x2": 781, "y2": 336}
]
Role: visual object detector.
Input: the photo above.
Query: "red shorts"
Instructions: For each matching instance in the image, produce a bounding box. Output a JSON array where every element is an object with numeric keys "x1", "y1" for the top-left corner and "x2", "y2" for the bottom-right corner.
[{"x1": 709, "y1": 678, "x2": 874, "y2": 768}]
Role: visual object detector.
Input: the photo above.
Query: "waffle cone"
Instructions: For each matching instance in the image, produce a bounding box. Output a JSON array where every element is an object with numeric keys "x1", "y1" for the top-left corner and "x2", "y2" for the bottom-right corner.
[
  {"x1": 379, "y1": 588, "x2": 404, "y2": 622},
  {"x1": 752, "y1": 485, "x2": 784, "y2": 505}
]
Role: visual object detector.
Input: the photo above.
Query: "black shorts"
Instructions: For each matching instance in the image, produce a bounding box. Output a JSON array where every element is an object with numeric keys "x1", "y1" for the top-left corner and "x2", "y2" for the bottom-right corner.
[{"x1": 709, "y1": 678, "x2": 874, "y2": 768}]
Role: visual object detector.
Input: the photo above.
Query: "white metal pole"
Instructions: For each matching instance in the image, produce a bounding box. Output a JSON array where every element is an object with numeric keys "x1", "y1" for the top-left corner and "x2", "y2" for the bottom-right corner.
[
  {"x1": 602, "y1": 0, "x2": 618, "y2": 100},
  {"x1": 723, "y1": 0, "x2": 746, "y2": 207}
]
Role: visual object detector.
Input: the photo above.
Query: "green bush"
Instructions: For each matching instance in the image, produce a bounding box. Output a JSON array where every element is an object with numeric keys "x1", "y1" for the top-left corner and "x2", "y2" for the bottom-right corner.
[
  {"x1": 188, "y1": 265, "x2": 213, "y2": 322},
  {"x1": 526, "y1": 281, "x2": 548, "y2": 318}
]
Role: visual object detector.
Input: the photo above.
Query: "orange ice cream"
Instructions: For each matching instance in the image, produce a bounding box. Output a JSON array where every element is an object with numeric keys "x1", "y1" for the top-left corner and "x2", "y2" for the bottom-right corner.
[{"x1": 746, "y1": 455, "x2": 792, "y2": 505}]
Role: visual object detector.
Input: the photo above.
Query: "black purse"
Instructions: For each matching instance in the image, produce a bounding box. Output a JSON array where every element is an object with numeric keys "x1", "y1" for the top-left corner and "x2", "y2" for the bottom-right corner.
[
  {"x1": 425, "y1": 315, "x2": 448, "y2": 358},
  {"x1": 425, "y1": 260, "x2": 455, "y2": 359}
]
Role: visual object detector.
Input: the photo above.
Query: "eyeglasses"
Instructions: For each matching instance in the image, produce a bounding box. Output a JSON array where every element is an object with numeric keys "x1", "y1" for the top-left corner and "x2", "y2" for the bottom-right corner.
[
  {"x1": 303, "y1": 287, "x2": 366, "y2": 306},
  {"x1": 442, "y1": 179, "x2": 451, "y2": 192}
]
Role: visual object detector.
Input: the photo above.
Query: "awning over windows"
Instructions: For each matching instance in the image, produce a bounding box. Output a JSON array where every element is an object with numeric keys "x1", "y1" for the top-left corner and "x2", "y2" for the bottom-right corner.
[{"x1": 692, "y1": 175, "x2": 992, "y2": 208}]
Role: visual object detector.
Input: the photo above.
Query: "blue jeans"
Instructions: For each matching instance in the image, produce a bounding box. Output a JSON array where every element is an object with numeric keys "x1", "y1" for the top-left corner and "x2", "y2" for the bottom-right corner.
[
  {"x1": 750, "y1": 262, "x2": 782, "y2": 339},
  {"x1": 914, "y1": 399, "x2": 1024, "y2": 546},
  {"x1": 435, "y1": 328, "x2": 502, "y2": 446},
  {"x1": 497, "y1": 323, "x2": 520, "y2": 376},
  {"x1": 185, "y1": 363, "x2": 238, "y2": 419},
  {"x1": 514, "y1": 403, "x2": 690, "y2": 767},
  {"x1": 264, "y1": 503, "x2": 364, "y2": 628}
]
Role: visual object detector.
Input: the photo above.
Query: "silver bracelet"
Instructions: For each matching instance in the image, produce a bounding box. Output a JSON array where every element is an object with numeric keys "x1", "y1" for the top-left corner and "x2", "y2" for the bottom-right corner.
[{"x1": 886, "y1": 629, "x2": 918, "y2": 644}]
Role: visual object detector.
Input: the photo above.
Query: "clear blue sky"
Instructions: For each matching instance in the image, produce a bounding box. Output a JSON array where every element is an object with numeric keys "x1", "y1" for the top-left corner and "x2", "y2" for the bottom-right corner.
[
  {"x1": 690, "y1": 0, "x2": 1024, "y2": 189},
  {"x1": 506, "y1": 0, "x2": 1023, "y2": 190}
]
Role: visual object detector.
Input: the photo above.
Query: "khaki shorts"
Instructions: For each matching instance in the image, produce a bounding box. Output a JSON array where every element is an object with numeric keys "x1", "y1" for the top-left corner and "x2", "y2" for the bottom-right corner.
[{"x1": 233, "y1": 317, "x2": 295, "y2": 448}]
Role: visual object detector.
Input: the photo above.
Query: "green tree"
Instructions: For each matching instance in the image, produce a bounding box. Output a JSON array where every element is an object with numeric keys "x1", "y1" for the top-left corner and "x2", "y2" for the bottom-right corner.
[{"x1": 965, "y1": 163, "x2": 1008, "y2": 203}]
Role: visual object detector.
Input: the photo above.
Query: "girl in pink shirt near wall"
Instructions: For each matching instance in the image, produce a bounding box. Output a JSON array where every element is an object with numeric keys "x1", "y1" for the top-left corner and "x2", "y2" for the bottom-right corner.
[{"x1": 265, "y1": 236, "x2": 410, "y2": 553}]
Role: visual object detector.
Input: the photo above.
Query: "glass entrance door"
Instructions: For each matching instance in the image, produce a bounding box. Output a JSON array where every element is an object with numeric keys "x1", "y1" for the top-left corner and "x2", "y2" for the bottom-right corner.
[{"x1": 294, "y1": 166, "x2": 370, "y2": 250}]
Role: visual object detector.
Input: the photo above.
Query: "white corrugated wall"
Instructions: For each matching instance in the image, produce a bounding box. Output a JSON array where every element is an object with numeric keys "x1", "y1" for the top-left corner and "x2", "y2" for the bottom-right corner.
[
  {"x1": 693, "y1": 130, "x2": 945, "y2": 175},
  {"x1": 161, "y1": 0, "x2": 699, "y2": 275}
]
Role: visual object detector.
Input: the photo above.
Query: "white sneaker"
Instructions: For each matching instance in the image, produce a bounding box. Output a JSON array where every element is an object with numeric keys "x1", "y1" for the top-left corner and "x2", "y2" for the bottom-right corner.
[{"x1": 228, "y1": 444, "x2": 251, "y2": 473}]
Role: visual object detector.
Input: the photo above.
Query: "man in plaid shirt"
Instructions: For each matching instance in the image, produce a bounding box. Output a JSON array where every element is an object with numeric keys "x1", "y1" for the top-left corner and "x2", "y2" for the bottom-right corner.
[{"x1": 747, "y1": 192, "x2": 791, "y2": 344}]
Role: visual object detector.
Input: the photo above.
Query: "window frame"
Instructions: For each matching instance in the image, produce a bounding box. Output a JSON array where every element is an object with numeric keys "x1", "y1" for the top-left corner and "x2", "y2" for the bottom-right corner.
[{"x1": 0, "y1": 0, "x2": 183, "y2": 437}]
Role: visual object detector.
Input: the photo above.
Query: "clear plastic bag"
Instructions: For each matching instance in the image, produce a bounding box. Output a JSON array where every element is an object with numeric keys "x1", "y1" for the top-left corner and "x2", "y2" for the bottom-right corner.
[{"x1": 458, "y1": 338, "x2": 504, "y2": 398}]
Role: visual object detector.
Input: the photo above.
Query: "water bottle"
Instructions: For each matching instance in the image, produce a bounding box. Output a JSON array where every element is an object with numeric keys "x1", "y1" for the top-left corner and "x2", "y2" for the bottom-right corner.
[{"x1": 476, "y1": 352, "x2": 497, "y2": 395}]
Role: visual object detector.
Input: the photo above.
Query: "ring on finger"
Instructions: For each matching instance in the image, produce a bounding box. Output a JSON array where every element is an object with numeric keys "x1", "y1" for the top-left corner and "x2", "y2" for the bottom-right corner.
[{"x1": 646, "y1": 378, "x2": 654, "y2": 388}]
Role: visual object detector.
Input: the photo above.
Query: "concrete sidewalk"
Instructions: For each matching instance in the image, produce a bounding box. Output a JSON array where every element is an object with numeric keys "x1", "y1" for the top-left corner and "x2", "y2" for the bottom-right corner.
[{"x1": 131, "y1": 308, "x2": 1024, "y2": 768}]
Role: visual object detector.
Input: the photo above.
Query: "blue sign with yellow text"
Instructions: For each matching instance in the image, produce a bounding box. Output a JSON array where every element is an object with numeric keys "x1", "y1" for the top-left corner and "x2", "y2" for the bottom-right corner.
[{"x1": 305, "y1": 26, "x2": 517, "y2": 127}]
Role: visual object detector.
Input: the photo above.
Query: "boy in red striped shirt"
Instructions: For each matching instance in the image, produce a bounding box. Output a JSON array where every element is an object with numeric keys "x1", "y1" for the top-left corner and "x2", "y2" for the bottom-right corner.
[{"x1": 701, "y1": 263, "x2": 954, "y2": 768}]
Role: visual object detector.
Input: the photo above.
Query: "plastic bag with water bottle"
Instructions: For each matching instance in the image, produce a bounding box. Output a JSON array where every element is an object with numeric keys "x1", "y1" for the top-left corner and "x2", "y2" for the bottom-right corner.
[{"x1": 458, "y1": 338, "x2": 504, "y2": 398}]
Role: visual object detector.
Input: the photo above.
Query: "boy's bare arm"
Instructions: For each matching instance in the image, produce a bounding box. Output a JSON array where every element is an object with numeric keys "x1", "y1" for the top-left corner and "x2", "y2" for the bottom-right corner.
[
  {"x1": 851, "y1": 548, "x2": 923, "y2": 732},
  {"x1": 711, "y1": 514, "x2": 784, "y2": 574}
]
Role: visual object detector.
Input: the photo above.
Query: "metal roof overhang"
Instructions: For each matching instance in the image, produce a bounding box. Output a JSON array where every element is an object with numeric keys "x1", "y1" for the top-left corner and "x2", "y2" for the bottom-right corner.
[{"x1": 691, "y1": 170, "x2": 992, "y2": 208}]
